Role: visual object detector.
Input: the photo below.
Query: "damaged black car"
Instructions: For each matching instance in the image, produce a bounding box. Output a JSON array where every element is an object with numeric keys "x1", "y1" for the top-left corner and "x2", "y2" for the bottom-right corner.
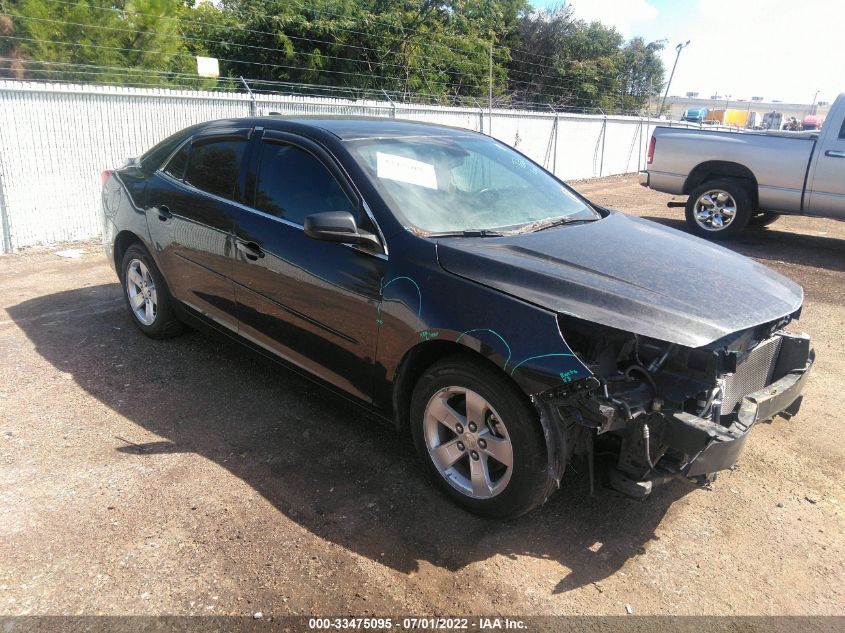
[{"x1": 102, "y1": 117, "x2": 814, "y2": 518}]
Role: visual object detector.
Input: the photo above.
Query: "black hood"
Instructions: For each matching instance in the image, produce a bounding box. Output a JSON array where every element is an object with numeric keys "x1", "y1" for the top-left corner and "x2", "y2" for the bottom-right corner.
[{"x1": 436, "y1": 212, "x2": 803, "y2": 348}]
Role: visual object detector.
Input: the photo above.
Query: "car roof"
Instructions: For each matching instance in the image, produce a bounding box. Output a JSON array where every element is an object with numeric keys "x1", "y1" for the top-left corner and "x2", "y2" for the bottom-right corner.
[{"x1": 204, "y1": 116, "x2": 479, "y2": 141}]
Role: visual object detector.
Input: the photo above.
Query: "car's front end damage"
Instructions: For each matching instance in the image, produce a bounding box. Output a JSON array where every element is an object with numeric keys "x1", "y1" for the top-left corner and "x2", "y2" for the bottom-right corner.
[
  {"x1": 435, "y1": 210, "x2": 814, "y2": 498},
  {"x1": 537, "y1": 313, "x2": 814, "y2": 497}
]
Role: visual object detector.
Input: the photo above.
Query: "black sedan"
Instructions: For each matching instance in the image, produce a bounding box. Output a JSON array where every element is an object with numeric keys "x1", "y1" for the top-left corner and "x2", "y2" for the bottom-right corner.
[{"x1": 102, "y1": 117, "x2": 814, "y2": 517}]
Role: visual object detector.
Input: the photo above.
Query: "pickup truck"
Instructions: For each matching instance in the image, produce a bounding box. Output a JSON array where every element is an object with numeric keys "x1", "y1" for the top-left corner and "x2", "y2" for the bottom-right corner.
[{"x1": 644, "y1": 93, "x2": 845, "y2": 239}]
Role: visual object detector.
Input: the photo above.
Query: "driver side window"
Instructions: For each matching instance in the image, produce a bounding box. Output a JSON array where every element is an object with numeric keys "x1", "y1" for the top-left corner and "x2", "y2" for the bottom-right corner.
[{"x1": 254, "y1": 141, "x2": 356, "y2": 225}]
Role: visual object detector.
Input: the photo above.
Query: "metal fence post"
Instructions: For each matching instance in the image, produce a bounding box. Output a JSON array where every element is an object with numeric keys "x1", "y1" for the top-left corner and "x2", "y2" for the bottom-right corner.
[
  {"x1": 638, "y1": 118, "x2": 644, "y2": 173},
  {"x1": 599, "y1": 114, "x2": 607, "y2": 177},
  {"x1": 472, "y1": 98, "x2": 485, "y2": 134},
  {"x1": 240, "y1": 76, "x2": 257, "y2": 116},
  {"x1": 547, "y1": 104, "x2": 559, "y2": 175},
  {"x1": 0, "y1": 170, "x2": 10, "y2": 253},
  {"x1": 382, "y1": 90, "x2": 397, "y2": 118}
]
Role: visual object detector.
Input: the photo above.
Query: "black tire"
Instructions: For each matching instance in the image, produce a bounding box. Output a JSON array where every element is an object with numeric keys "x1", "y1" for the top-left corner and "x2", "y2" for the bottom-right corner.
[
  {"x1": 748, "y1": 211, "x2": 780, "y2": 228},
  {"x1": 410, "y1": 354, "x2": 555, "y2": 518},
  {"x1": 685, "y1": 179, "x2": 754, "y2": 240},
  {"x1": 120, "y1": 243, "x2": 184, "y2": 339}
]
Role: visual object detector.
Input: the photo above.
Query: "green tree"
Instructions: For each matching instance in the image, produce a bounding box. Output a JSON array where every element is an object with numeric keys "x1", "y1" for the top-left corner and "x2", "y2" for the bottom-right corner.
[
  {"x1": 505, "y1": 6, "x2": 663, "y2": 113},
  {"x1": 180, "y1": 0, "x2": 529, "y2": 102},
  {"x1": 0, "y1": 0, "x2": 663, "y2": 110},
  {"x1": 615, "y1": 37, "x2": 664, "y2": 113},
  {"x1": 0, "y1": 0, "x2": 201, "y2": 87}
]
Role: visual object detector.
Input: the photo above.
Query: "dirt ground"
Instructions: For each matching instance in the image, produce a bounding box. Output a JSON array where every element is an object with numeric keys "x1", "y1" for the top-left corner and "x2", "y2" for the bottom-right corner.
[{"x1": 0, "y1": 174, "x2": 842, "y2": 618}]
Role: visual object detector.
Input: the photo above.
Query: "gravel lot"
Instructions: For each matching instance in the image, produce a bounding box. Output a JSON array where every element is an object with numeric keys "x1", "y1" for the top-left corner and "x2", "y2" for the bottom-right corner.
[{"x1": 0, "y1": 174, "x2": 842, "y2": 617}]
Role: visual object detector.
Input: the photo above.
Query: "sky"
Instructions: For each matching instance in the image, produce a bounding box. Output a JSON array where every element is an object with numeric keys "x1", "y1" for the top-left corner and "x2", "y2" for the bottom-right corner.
[{"x1": 531, "y1": 0, "x2": 841, "y2": 105}]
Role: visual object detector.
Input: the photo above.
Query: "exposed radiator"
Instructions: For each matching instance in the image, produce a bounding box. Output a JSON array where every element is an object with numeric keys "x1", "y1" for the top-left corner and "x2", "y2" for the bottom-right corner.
[{"x1": 721, "y1": 336, "x2": 783, "y2": 413}]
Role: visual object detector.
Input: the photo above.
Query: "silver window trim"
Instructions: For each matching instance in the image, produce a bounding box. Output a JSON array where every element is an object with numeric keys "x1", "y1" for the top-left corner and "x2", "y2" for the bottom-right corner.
[
  {"x1": 255, "y1": 133, "x2": 389, "y2": 257},
  {"x1": 157, "y1": 131, "x2": 389, "y2": 258},
  {"x1": 156, "y1": 169, "x2": 388, "y2": 261},
  {"x1": 159, "y1": 136, "x2": 193, "y2": 178}
]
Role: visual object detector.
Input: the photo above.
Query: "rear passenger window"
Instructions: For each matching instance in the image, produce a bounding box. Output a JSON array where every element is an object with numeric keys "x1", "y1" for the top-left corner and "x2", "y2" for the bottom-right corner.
[
  {"x1": 184, "y1": 139, "x2": 247, "y2": 201},
  {"x1": 839, "y1": 119, "x2": 845, "y2": 139},
  {"x1": 254, "y1": 142, "x2": 355, "y2": 225},
  {"x1": 162, "y1": 143, "x2": 189, "y2": 180}
]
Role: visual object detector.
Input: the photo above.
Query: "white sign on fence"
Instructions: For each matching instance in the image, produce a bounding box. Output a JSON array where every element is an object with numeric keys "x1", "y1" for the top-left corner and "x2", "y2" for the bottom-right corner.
[{"x1": 196, "y1": 56, "x2": 220, "y2": 78}]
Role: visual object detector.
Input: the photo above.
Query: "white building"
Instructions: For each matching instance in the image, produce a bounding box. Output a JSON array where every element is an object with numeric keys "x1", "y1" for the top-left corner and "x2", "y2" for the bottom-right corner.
[{"x1": 663, "y1": 95, "x2": 830, "y2": 123}]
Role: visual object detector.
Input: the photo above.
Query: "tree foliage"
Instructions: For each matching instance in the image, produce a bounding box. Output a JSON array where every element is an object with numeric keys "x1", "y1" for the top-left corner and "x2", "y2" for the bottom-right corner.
[
  {"x1": 506, "y1": 6, "x2": 663, "y2": 112},
  {"x1": 177, "y1": 0, "x2": 527, "y2": 102},
  {"x1": 0, "y1": 0, "x2": 665, "y2": 112},
  {"x1": 0, "y1": 0, "x2": 206, "y2": 85}
]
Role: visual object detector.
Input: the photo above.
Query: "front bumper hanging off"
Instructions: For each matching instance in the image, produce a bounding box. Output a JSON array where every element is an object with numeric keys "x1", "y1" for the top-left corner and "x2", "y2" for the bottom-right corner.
[{"x1": 663, "y1": 332, "x2": 814, "y2": 478}]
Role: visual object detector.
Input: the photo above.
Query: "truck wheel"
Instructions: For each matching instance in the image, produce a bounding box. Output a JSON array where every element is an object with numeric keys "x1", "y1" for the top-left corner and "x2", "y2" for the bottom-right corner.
[
  {"x1": 685, "y1": 179, "x2": 753, "y2": 240},
  {"x1": 749, "y1": 211, "x2": 780, "y2": 228},
  {"x1": 410, "y1": 355, "x2": 555, "y2": 518}
]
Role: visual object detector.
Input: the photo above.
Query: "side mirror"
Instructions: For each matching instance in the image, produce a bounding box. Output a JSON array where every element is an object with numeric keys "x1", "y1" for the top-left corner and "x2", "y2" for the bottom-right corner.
[{"x1": 303, "y1": 211, "x2": 381, "y2": 249}]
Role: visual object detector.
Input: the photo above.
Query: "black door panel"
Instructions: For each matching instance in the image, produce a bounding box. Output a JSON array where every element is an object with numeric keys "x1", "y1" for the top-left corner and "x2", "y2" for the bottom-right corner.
[
  {"x1": 232, "y1": 135, "x2": 385, "y2": 401},
  {"x1": 146, "y1": 174, "x2": 239, "y2": 327},
  {"x1": 232, "y1": 215, "x2": 384, "y2": 401},
  {"x1": 144, "y1": 136, "x2": 250, "y2": 329}
]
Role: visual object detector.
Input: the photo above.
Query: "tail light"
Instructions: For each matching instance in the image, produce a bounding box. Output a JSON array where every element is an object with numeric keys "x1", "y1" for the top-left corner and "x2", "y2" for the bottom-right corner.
[
  {"x1": 101, "y1": 170, "x2": 113, "y2": 187},
  {"x1": 647, "y1": 136, "x2": 656, "y2": 164}
]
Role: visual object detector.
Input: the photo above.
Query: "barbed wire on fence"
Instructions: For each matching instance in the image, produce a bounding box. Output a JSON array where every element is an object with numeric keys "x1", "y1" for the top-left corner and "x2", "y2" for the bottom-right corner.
[
  {"x1": 0, "y1": 25, "x2": 637, "y2": 100},
  {"x1": 0, "y1": 54, "x2": 651, "y2": 116}
]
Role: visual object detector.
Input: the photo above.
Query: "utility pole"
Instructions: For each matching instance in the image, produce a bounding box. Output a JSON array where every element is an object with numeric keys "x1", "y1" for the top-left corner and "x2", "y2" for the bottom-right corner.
[
  {"x1": 659, "y1": 40, "x2": 690, "y2": 118},
  {"x1": 488, "y1": 41, "x2": 493, "y2": 135},
  {"x1": 810, "y1": 89, "x2": 820, "y2": 114}
]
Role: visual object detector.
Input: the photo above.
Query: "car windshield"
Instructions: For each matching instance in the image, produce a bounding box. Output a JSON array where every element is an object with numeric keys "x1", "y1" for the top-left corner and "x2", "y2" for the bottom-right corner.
[{"x1": 345, "y1": 134, "x2": 599, "y2": 234}]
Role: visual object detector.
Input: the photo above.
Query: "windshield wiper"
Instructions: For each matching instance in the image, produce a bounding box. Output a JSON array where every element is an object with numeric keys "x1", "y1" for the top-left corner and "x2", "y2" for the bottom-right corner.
[
  {"x1": 517, "y1": 215, "x2": 599, "y2": 234},
  {"x1": 426, "y1": 229, "x2": 505, "y2": 238}
]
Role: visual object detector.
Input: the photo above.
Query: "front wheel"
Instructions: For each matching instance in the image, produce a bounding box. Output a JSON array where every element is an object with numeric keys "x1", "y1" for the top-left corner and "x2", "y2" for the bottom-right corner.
[
  {"x1": 410, "y1": 355, "x2": 555, "y2": 518},
  {"x1": 685, "y1": 179, "x2": 753, "y2": 240}
]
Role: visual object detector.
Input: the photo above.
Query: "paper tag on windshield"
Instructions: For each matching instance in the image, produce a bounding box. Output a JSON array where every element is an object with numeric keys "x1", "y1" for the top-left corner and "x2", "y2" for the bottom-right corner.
[{"x1": 376, "y1": 152, "x2": 438, "y2": 190}]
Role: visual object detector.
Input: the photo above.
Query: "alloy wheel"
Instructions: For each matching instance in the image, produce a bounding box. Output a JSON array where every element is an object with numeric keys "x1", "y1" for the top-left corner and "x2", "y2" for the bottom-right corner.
[
  {"x1": 125, "y1": 258, "x2": 157, "y2": 326},
  {"x1": 693, "y1": 189, "x2": 738, "y2": 231},
  {"x1": 422, "y1": 386, "x2": 514, "y2": 499}
]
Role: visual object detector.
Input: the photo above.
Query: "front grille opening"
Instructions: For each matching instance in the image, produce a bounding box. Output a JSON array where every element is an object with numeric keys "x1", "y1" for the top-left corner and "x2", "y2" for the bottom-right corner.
[{"x1": 720, "y1": 336, "x2": 783, "y2": 413}]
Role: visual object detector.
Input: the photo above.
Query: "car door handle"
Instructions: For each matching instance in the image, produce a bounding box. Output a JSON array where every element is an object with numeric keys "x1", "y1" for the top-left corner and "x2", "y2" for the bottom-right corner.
[
  {"x1": 157, "y1": 205, "x2": 172, "y2": 221},
  {"x1": 237, "y1": 241, "x2": 264, "y2": 261},
  {"x1": 825, "y1": 150, "x2": 845, "y2": 158}
]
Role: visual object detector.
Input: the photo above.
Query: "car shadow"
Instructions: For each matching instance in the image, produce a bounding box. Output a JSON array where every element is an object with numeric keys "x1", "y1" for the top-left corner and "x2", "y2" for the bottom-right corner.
[
  {"x1": 9, "y1": 284, "x2": 692, "y2": 594},
  {"x1": 640, "y1": 215, "x2": 845, "y2": 273}
]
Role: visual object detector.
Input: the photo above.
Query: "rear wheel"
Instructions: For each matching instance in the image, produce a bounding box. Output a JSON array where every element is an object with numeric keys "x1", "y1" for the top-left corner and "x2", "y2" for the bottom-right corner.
[
  {"x1": 121, "y1": 244, "x2": 183, "y2": 338},
  {"x1": 685, "y1": 179, "x2": 753, "y2": 240},
  {"x1": 410, "y1": 355, "x2": 554, "y2": 518}
]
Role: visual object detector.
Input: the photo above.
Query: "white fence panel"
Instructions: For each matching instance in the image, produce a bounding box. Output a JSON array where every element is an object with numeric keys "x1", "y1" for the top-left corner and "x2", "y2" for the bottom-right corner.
[
  {"x1": 396, "y1": 105, "x2": 485, "y2": 133},
  {"x1": 489, "y1": 112, "x2": 559, "y2": 172},
  {"x1": 551, "y1": 117, "x2": 607, "y2": 181},
  {"x1": 0, "y1": 82, "x2": 251, "y2": 250},
  {"x1": 601, "y1": 118, "x2": 647, "y2": 177},
  {"x1": 0, "y1": 80, "x2": 661, "y2": 251},
  {"x1": 255, "y1": 93, "x2": 394, "y2": 119}
]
